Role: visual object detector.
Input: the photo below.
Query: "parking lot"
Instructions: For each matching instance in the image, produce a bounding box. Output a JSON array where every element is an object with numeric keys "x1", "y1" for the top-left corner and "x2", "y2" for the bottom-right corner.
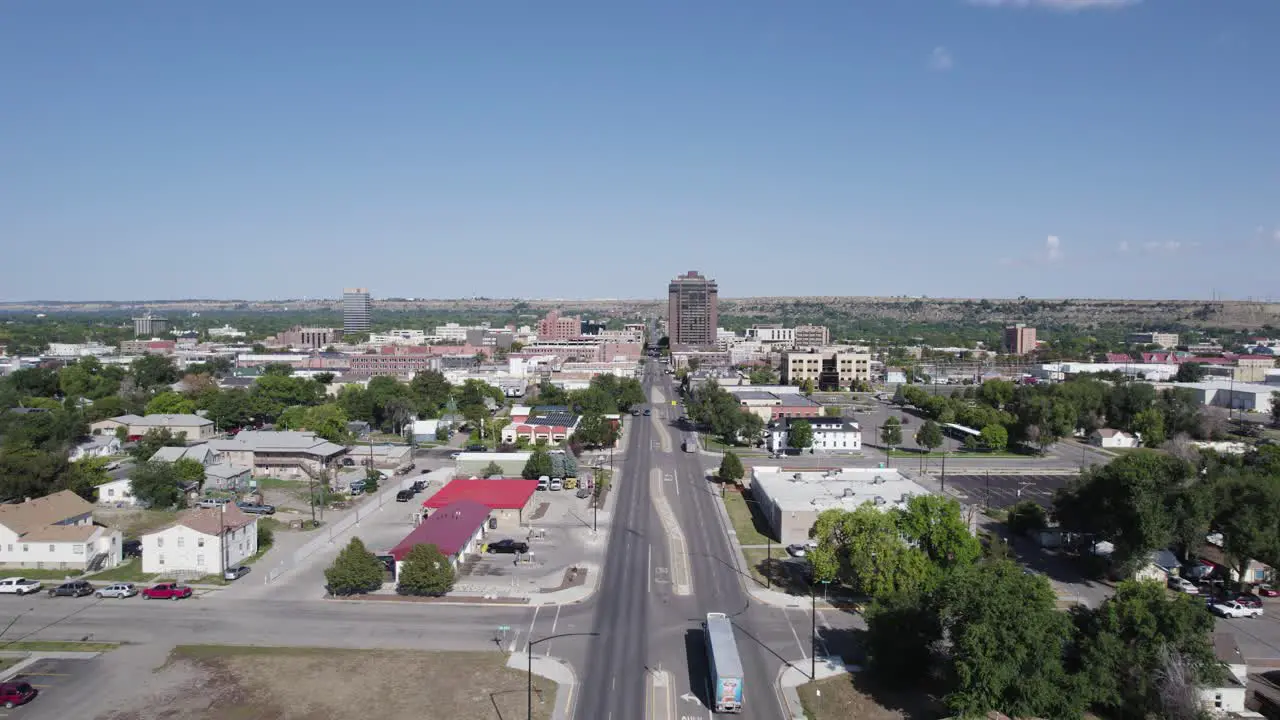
[
  {"x1": 941, "y1": 473, "x2": 1077, "y2": 510},
  {"x1": 2, "y1": 657, "x2": 96, "y2": 716}
]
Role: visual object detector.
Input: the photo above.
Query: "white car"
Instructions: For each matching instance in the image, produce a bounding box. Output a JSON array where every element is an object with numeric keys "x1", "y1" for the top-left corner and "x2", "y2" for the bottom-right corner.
[
  {"x1": 549, "y1": 478, "x2": 564, "y2": 491},
  {"x1": 1212, "y1": 601, "x2": 1263, "y2": 619},
  {"x1": 0, "y1": 577, "x2": 42, "y2": 595},
  {"x1": 1168, "y1": 577, "x2": 1199, "y2": 594}
]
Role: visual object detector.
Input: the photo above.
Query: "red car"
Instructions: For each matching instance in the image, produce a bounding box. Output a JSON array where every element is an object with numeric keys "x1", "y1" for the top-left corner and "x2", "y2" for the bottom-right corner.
[
  {"x1": 1257, "y1": 585, "x2": 1280, "y2": 598},
  {"x1": 141, "y1": 583, "x2": 193, "y2": 601},
  {"x1": 0, "y1": 681, "x2": 37, "y2": 709}
]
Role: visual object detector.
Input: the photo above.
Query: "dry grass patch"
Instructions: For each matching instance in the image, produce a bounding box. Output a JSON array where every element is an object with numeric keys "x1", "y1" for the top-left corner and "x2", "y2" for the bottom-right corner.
[
  {"x1": 106, "y1": 646, "x2": 558, "y2": 720},
  {"x1": 797, "y1": 672, "x2": 945, "y2": 720}
]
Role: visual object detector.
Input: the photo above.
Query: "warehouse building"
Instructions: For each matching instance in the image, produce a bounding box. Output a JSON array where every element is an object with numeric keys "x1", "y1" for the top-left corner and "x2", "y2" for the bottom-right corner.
[{"x1": 747, "y1": 466, "x2": 932, "y2": 544}]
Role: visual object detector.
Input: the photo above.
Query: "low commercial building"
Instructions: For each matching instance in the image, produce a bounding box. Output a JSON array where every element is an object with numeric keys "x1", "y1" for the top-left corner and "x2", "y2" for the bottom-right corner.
[
  {"x1": 1168, "y1": 381, "x2": 1278, "y2": 414},
  {"x1": 90, "y1": 414, "x2": 216, "y2": 443},
  {"x1": 141, "y1": 505, "x2": 258, "y2": 576},
  {"x1": 209, "y1": 431, "x2": 348, "y2": 479},
  {"x1": 747, "y1": 467, "x2": 931, "y2": 544},
  {"x1": 766, "y1": 418, "x2": 861, "y2": 454},
  {"x1": 350, "y1": 444, "x2": 413, "y2": 474},
  {"x1": 389, "y1": 500, "x2": 491, "y2": 572},
  {"x1": 0, "y1": 491, "x2": 123, "y2": 572},
  {"x1": 150, "y1": 444, "x2": 220, "y2": 465},
  {"x1": 422, "y1": 478, "x2": 539, "y2": 530},
  {"x1": 727, "y1": 389, "x2": 821, "y2": 422},
  {"x1": 501, "y1": 408, "x2": 580, "y2": 445},
  {"x1": 455, "y1": 452, "x2": 532, "y2": 478},
  {"x1": 1200, "y1": 633, "x2": 1248, "y2": 715},
  {"x1": 271, "y1": 326, "x2": 342, "y2": 349}
]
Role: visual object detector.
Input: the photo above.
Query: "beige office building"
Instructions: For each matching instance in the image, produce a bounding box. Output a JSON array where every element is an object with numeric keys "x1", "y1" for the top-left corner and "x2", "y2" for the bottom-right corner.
[
  {"x1": 793, "y1": 325, "x2": 830, "y2": 348},
  {"x1": 780, "y1": 347, "x2": 871, "y2": 389},
  {"x1": 667, "y1": 271, "x2": 718, "y2": 347}
]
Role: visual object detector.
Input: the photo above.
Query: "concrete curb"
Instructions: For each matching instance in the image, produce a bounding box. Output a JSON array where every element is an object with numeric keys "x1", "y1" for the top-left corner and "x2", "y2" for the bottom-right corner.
[{"x1": 506, "y1": 650, "x2": 577, "y2": 720}]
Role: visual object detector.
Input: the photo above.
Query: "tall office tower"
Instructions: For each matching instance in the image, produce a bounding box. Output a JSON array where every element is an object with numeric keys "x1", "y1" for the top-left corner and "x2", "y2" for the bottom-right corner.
[
  {"x1": 133, "y1": 313, "x2": 169, "y2": 338},
  {"x1": 1004, "y1": 323, "x2": 1037, "y2": 355},
  {"x1": 667, "y1": 270, "x2": 719, "y2": 347},
  {"x1": 343, "y1": 288, "x2": 372, "y2": 333}
]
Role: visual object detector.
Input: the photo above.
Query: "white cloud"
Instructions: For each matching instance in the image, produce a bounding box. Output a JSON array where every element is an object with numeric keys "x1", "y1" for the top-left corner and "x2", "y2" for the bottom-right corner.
[
  {"x1": 1117, "y1": 240, "x2": 1131, "y2": 253},
  {"x1": 1274, "y1": 228, "x2": 1280, "y2": 243},
  {"x1": 966, "y1": 0, "x2": 1140, "y2": 10},
  {"x1": 1143, "y1": 240, "x2": 1182, "y2": 253},
  {"x1": 929, "y1": 46, "x2": 954, "y2": 71},
  {"x1": 1045, "y1": 235, "x2": 1063, "y2": 261}
]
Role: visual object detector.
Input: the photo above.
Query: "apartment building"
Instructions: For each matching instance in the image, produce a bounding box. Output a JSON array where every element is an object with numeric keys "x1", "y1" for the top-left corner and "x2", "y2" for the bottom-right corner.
[
  {"x1": 537, "y1": 311, "x2": 582, "y2": 341},
  {"x1": 133, "y1": 314, "x2": 169, "y2": 337},
  {"x1": 667, "y1": 270, "x2": 719, "y2": 347},
  {"x1": 367, "y1": 329, "x2": 428, "y2": 346},
  {"x1": 794, "y1": 325, "x2": 830, "y2": 348},
  {"x1": 780, "y1": 347, "x2": 871, "y2": 389}
]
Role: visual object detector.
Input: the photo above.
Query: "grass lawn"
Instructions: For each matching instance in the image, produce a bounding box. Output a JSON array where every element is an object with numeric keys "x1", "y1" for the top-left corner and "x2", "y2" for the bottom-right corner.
[
  {"x1": 86, "y1": 559, "x2": 158, "y2": 583},
  {"x1": 0, "y1": 640, "x2": 119, "y2": 652},
  {"x1": 0, "y1": 568, "x2": 83, "y2": 580},
  {"x1": 721, "y1": 489, "x2": 775, "y2": 546},
  {"x1": 152, "y1": 645, "x2": 559, "y2": 720},
  {"x1": 252, "y1": 477, "x2": 303, "y2": 490},
  {"x1": 797, "y1": 672, "x2": 945, "y2": 720}
]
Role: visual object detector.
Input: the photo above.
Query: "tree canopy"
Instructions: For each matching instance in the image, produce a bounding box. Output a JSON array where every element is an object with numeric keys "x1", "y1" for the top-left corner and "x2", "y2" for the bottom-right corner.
[
  {"x1": 396, "y1": 543, "x2": 456, "y2": 596},
  {"x1": 324, "y1": 537, "x2": 385, "y2": 596}
]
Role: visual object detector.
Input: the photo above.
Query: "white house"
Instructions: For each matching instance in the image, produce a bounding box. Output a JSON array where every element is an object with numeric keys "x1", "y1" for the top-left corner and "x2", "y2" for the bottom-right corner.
[
  {"x1": 96, "y1": 478, "x2": 138, "y2": 507},
  {"x1": 1090, "y1": 428, "x2": 1140, "y2": 449},
  {"x1": 141, "y1": 505, "x2": 258, "y2": 576},
  {"x1": 69, "y1": 435, "x2": 122, "y2": 461},
  {"x1": 767, "y1": 417, "x2": 862, "y2": 454},
  {"x1": 150, "y1": 444, "x2": 220, "y2": 466},
  {"x1": 1199, "y1": 633, "x2": 1248, "y2": 715},
  {"x1": 0, "y1": 491, "x2": 123, "y2": 572}
]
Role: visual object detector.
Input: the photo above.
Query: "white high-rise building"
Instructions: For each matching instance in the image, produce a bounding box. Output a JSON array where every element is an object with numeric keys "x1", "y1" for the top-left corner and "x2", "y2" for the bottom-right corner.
[{"x1": 343, "y1": 288, "x2": 372, "y2": 333}]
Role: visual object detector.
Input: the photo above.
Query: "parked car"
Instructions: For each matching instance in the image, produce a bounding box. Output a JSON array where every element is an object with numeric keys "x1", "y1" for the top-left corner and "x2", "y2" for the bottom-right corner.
[
  {"x1": 0, "y1": 577, "x2": 42, "y2": 595},
  {"x1": 450, "y1": 452, "x2": 462, "y2": 459},
  {"x1": 96, "y1": 583, "x2": 138, "y2": 599},
  {"x1": 536, "y1": 476, "x2": 549, "y2": 491},
  {"x1": 1256, "y1": 584, "x2": 1280, "y2": 597},
  {"x1": 224, "y1": 565, "x2": 250, "y2": 581},
  {"x1": 1212, "y1": 601, "x2": 1263, "y2": 618},
  {"x1": 48, "y1": 580, "x2": 94, "y2": 598},
  {"x1": 576, "y1": 488, "x2": 591, "y2": 499},
  {"x1": 549, "y1": 478, "x2": 563, "y2": 491},
  {"x1": 466, "y1": 444, "x2": 486, "y2": 452},
  {"x1": 630, "y1": 410, "x2": 640, "y2": 416},
  {"x1": 395, "y1": 489, "x2": 414, "y2": 502},
  {"x1": 643, "y1": 409, "x2": 651, "y2": 416},
  {"x1": 786, "y1": 544, "x2": 809, "y2": 558},
  {"x1": 410, "y1": 480, "x2": 427, "y2": 493},
  {"x1": 142, "y1": 583, "x2": 193, "y2": 601},
  {"x1": 197, "y1": 497, "x2": 233, "y2": 509},
  {"x1": 486, "y1": 539, "x2": 529, "y2": 554},
  {"x1": 1168, "y1": 577, "x2": 1199, "y2": 594},
  {"x1": 0, "y1": 681, "x2": 37, "y2": 709},
  {"x1": 1235, "y1": 593, "x2": 1264, "y2": 609},
  {"x1": 236, "y1": 502, "x2": 276, "y2": 515}
]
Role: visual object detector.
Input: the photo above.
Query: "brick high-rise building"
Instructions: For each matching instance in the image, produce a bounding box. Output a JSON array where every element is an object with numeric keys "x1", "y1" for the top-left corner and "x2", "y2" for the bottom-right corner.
[
  {"x1": 667, "y1": 270, "x2": 718, "y2": 348},
  {"x1": 1004, "y1": 324, "x2": 1037, "y2": 355},
  {"x1": 342, "y1": 288, "x2": 372, "y2": 333},
  {"x1": 537, "y1": 311, "x2": 582, "y2": 341}
]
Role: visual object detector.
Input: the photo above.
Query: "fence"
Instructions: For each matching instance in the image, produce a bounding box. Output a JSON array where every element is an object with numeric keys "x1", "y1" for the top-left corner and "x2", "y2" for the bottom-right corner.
[{"x1": 263, "y1": 476, "x2": 410, "y2": 585}]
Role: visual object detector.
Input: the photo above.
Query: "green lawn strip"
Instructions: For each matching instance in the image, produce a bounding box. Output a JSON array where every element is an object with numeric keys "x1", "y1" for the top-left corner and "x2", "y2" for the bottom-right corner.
[
  {"x1": 251, "y1": 477, "x2": 302, "y2": 490},
  {"x1": 85, "y1": 560, "x2": 158, "y2": 583},
  {"x1": 0, "y1": 640, "x2": 120, "y2": 652},
  {"x1": 885, "y1": 448, "x2": 1027, "y2": 459},
  {"x1": 721, "y1": 490, "x2": 774, "y2": 546}
]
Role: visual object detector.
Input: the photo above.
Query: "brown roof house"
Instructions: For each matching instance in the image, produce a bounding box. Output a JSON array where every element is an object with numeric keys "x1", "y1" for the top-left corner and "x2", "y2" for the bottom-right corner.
[
  {"x1": 140, "y1": 505, "x2": 259, "y2": 577},
  {"x1": 0, "y1": 490, "x2": 123, "y2": 572}
]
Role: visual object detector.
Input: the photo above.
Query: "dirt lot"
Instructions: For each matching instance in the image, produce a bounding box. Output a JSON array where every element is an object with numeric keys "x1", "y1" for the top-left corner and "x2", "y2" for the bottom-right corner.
[
  {"x1": 93, "y1": 508, "x2": 180, "y2": 539},
  {"x1": 797, "y1": 673, "x2": 946, "y2": 720},
  {"x1": 97, "y1": 646, "x2": 558, "y2": 720}
]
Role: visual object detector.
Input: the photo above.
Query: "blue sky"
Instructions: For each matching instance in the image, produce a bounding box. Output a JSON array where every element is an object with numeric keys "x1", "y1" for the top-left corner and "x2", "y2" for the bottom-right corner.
[{"x1": 2, "y1": 0, "x2": 1277, "y2": 302}]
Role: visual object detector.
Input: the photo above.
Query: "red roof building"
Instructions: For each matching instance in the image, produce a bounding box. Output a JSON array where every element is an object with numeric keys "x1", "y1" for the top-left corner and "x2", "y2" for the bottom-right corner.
[
  {"x1": 423, "y1": 478, "x2": 539, "y2": 529},
  {"x1": 1104, "y1": 353, "x2": 1133, "y2": 364},
  {"x1": 389, "y1": 499, "x2": 490, "y2": 567}
]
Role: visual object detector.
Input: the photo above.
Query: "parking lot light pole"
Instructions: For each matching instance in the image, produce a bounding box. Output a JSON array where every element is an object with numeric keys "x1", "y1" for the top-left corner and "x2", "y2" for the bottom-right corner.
[{"x1": 528, "y1": 632, "x2": 598, "y2": 720}]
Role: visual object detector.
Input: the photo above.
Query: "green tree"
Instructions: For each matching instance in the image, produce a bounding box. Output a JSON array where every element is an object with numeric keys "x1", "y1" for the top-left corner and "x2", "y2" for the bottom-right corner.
[
  {"x1": 1132, "y1": 408, "x2": 1166, "y2": 448},
  {"x1": 879, "y1": 416, "x2": 902, "y2": 449},
  {"x1": 60, "y1": 456, "x2": 112, "y2": 501},
  {"x1": 916, "y1": 420, "x2": 943, "y2": 455},
  {"x1": 363, "y1": 467, "x2": 381, "y2": 493},
  {"x1": 324, "y1": 537, "x2": 385, "y2": 596},
  {"x1": 934, "y1": 562, "x2": 1083, "y2": 719},
  {"x1": 522, "y1": 447, "x2": 554, "y2": 479},
  {"x1": 128, "y1": 461, "x2": 186, "y2": 508},
  {"x1": 409, "y1": 370, "x2": 452, "y2": 414},
  {"x1": 302, "y1": 403, "x2": 350, "y2": 443},
  {"x1": 788, "y1": 420, "x2": 814, "y2": 452},
  {"x1": 1071, "y1": 580, "x2": 1223, "y2": 719},
  {"x1": 1214, "y1": 475, "x2": 1280, "y2": 589},
  {"x1": 144, "y1": 391, "x2": 196, "y2": 416},
  {"x1": 1174, "y1": 362, "x2": 1206, "y2": 383},
  {"x1": 810, "y1": 504, "x2": 935, "y2": 598},
  {"x1": 978, "y1": 379, "x2": 1016, "y2": 409},
  {"x1": 396, "y1": 543, "x2": 456, "y2": 596},
  {"x1": 800, "y1": 378, "x2": 815, "y2": 395},
  {"x1": 863, "y1": 590, "x2": 939, "y2": 688},
  {"x1": 748, "y1": 367, "x2": 778, "y2": 385},
  {"x1": 131, "y1": 355, "x2": 179, "y2": 389},
  {"x1": 1270, "y1": 391, "x2": 1280, "y2": 427},
  {"x1": 128, "y1": 428, "x2": 188, "y2": 461},
  {"x1": 979, "y1": 423, "x2": 1008, "y2": 452},
  {"x1": 575, "y1": 411, "x2": 618, "y2": 447},
  {"x1": 718, "y1": 451, "x2": 744, "y2": 484},
  {"x1": 481, "y1": 461, "x2": 505, "y2": 478},
  {"x1": 895, "y1": 495, "x2": 981, "y2": 569},
  {"x1": 1006, "y1": 499, "x2": 1049, "y2": 536},
  {"x1": 172, "y1": 457, "x2": 206, "y2": 491}
]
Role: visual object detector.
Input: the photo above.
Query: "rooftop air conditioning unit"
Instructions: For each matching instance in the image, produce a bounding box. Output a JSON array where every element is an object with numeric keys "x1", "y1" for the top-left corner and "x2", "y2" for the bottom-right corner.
[
  {"x1": 793, "y1": 473, "x2": 803, "y2": 481},
  {"x1": 873, "y1": 496, "x2": 886, "y2": 506},
  {"x1": 842, "y1": 488, "x2": 854, "y2": 498},
  {"x1": 873, "y1": 476, "x2": 884, "y2": 484}
]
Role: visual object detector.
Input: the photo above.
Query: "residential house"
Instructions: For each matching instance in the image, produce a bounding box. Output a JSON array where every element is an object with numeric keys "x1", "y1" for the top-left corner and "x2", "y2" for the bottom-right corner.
[
  {"x1": 1199, "y1": 633, "x2": 1248, "y2": 715},
  {"x1": 0, "y1": 491, "x2": 123, "y2": 571},
  {"x1": 767, "y1": 417, "x2": 862, "y2": 454},
  {"x1": 69, "y1": 435, "x2": 121, "y2": 461},
  {"x1": 150, "y1": 444, "x2": 220, "y2": 466},
  {"x1": 388, "y1": 500, "x2": 490, "y2": 574},
  {"x1": 422, "y1": 479, "x2": 538, "y2": 530},
  {"x1": 204, "y1": 463, "x2": 252, "y2": 492},
  {"x1": 141, "y1": 505, "x2": 258, "y2": 576},
  {"x1": 209, "y1": 430, "x2": 348, "y2": 479},
  {"x1": 95, "y1": 478, "x2": 138, "y2": 507},
  {"x1": 1133, "y1": 549, "x2": 1181, "y2": 583},
  {"x1": 1090, "y1": 428, "x2": 1140, "y2": 449},
  {"x1": 89, "y1": 414, "x2": 215, "y2": 443}
]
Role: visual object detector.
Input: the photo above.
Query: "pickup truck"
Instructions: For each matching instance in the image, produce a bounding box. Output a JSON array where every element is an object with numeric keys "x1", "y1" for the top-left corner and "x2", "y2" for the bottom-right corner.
[
  {"x1": 142, "y1": 583, "x2": 193, "y2": 601},
  {"x1": 1211, "y1": 601, "x2": 1263, "y2": 619},
  {"x1": 236, "y1": 502, "x2": 276, "y2": 515},
  {"x1": 0, "y1": 577, "x2": 42, "y2": 595}
]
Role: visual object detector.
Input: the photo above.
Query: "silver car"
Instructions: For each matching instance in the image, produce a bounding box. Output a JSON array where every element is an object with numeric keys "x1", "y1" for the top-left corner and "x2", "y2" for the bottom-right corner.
[{"x1": 96, "y1": 582, "x2": 138, "y2": 599}]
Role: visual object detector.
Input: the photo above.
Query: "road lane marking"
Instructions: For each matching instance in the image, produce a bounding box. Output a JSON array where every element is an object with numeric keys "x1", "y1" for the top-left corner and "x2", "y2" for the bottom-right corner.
[
  {"x1": 524, "y1": 606, "x2": 541, "y2": 653},
  {"x1": 784, "y1": 609, "x2": 808, "y2": 659},
  {"x1": 545, "y1": 604, "x2": 561, "y2": 656},
  {"x1": 647, "y1": 545, "x2": 652, "y2": 594}
]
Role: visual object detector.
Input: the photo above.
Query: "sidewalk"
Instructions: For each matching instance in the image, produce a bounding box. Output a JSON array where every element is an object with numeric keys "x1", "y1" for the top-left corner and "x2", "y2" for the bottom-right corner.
[
  {"x1": 506, "y1": 650, "x2": 577, "y2": 720},
  {"x1": 776, "y1": 656, "x2": 854, "y2": 720}
]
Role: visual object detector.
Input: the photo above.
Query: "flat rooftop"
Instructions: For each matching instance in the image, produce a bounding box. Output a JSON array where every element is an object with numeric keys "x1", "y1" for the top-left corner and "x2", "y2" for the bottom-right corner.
[{"x1": 751, "y1": 466, "x2": 931, "y2": 513}]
